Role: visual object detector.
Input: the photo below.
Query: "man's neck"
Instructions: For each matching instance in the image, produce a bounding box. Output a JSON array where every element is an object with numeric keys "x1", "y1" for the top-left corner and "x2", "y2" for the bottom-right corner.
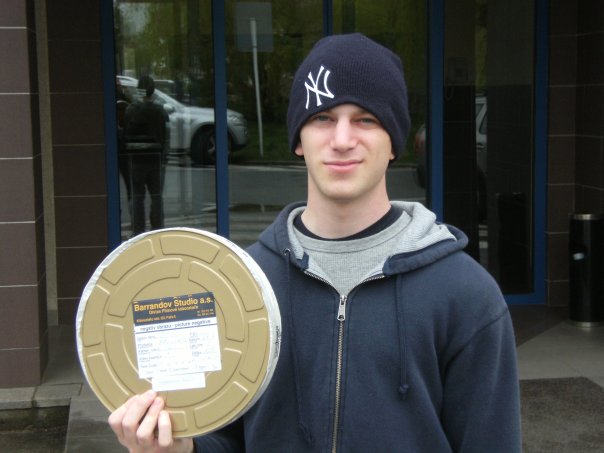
[{"x1": 301, "y1": 197, "x2": 392, "y2": 239}]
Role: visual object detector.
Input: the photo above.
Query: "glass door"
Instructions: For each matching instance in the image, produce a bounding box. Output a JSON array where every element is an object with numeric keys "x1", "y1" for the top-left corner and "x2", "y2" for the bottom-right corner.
[
  {"x1": 112, "y1": 0, "x2": 220, "y2": 242},
  {"x1": 442, "y1": 0, "x2": 538, "y2": 294}
]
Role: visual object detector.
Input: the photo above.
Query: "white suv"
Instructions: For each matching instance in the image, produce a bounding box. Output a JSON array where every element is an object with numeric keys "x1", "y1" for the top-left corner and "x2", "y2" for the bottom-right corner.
[{"x1": 117, "y1": 76, "x2": 249, "y2": 164}]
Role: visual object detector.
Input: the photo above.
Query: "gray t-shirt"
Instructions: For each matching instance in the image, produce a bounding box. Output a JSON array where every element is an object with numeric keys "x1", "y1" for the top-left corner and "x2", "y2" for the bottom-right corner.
[{"x1": 287, "y1": 201, "x2": 456, "y2": 296}]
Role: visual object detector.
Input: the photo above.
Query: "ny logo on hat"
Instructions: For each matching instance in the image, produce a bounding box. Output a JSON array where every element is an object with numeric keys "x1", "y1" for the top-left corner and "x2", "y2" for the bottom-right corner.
[{"x1": 304, "y1": 65, "x2": 334, "y2": 109}]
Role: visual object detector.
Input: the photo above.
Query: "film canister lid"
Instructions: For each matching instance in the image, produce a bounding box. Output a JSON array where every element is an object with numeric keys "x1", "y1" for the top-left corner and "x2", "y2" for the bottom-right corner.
[{"x1": 76, "y1": 228, "x2": 281, "y2": 438}]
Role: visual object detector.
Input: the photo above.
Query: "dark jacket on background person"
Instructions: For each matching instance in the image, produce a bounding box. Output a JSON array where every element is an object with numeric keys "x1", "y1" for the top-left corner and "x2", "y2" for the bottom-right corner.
[
  {"x1": 194, "y1": 201, "x2": 521, "y2": 453},
  {"x1": 123, "y1": 99, "x2": 168, "y2": 153},
  {"x1": 121, "y1": 86, "x2": 169, "y2": 234}
]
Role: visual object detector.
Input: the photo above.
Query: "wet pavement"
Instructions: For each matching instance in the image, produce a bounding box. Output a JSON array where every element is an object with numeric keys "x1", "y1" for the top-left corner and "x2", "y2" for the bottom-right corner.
[
  {"x1": 0, "y1": 405, "x2": 69, "y2": 452},
  {"x1": 0, "y1": 426, "x2": 67, "y2": 452}
]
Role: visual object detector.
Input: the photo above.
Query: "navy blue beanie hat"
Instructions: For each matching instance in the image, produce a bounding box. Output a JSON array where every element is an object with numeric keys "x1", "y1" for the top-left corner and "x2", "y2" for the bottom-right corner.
[{"x1": 287, "y1": 33, "x2": 410, "y2": 159}]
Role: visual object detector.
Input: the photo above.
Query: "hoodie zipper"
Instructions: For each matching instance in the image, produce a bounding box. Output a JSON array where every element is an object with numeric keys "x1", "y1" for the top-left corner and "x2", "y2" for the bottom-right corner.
[
  {"x1": 332, "y1": 294, "x2": 347, "y2": 453},
  {"x1": 304, "y1": 270, "x2": 385, "y2": 453}
]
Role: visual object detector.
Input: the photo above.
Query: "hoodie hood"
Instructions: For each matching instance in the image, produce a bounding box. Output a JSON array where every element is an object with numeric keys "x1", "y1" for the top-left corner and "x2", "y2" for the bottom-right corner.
[{"x1": 257, "y1": 200, "x2": 468, "y2": 275}]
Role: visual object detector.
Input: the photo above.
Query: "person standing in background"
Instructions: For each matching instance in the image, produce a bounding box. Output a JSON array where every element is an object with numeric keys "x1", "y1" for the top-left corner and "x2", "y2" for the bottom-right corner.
[{"x1": 123, "y1": 75, "x2": 169, "y2": 236}]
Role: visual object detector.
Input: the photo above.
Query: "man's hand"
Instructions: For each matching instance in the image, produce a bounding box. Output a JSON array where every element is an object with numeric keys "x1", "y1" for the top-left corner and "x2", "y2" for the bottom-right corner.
[{"x1": 108, "y1": 390, "x2": 194, "y2": 453}]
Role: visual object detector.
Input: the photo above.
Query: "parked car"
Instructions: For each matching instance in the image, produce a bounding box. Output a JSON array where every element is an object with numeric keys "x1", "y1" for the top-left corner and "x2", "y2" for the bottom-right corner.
[
  {"x1": 413, "y1": 95, "x2": 487, "y2": 222},
  {"x1": 117, "y1": 76, "x2": 249, "y2": 164}
]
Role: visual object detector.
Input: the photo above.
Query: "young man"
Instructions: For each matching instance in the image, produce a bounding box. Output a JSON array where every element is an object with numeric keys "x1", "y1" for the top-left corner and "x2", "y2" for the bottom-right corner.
[{"x1": 109, "y1": 33, "x2": 521, "y2": 452}]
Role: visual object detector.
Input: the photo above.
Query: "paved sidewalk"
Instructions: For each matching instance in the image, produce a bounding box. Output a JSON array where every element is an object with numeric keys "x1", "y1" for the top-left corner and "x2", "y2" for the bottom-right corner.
[{"x1": 516, "y1": 320, "x2": 604, "y2": 387}]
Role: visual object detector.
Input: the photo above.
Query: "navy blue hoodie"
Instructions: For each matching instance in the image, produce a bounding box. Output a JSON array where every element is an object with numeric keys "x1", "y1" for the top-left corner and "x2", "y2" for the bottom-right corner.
[{"x1": 195, "y1": 202, "x2": 521, "y2": 452}]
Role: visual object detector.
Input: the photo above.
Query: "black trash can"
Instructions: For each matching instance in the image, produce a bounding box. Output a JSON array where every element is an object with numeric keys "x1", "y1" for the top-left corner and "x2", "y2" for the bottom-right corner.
[{"x1": 569, "y1": 213, "x2": 604, "y2": 327}]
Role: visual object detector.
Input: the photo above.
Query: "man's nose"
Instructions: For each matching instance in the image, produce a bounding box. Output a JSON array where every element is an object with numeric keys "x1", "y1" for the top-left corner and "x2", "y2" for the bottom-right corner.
[{"x1": 331, "y1": 119, "x2": 357, "y2": 151}]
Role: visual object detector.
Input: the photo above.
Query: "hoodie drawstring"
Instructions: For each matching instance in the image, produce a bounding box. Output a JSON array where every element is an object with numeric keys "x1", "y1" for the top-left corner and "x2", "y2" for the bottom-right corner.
[
  {"x1": 283, "y1": 248, "x2": 314, "y2": 446},
  {"x1": 395, "y1": 275, "x2": 410, "y2": 399}
]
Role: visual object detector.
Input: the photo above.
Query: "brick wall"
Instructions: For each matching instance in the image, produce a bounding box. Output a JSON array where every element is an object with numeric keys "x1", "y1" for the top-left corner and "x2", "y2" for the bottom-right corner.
[
  {"x1": 46, "y1": 0, "x2": 109, "y2": 324},
  {"x1": 0, "y1": 0, "x2": 47, "y2": 386}
]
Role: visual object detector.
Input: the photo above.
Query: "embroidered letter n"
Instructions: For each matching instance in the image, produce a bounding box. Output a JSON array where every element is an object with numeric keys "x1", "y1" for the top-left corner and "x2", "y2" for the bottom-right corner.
[{"x1": 304, "y1": 66, "x2": 335, "y2": 109}]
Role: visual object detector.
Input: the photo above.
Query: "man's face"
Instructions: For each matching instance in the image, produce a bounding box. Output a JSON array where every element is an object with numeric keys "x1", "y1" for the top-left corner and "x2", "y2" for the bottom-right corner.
[{"x1": 294, "y1": 103, "x2": 394, "y2": 206}]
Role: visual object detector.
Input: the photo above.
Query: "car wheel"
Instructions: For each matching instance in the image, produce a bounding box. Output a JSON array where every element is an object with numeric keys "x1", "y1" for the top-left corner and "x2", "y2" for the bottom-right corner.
[
  {"x1": 191, "y1": 128, "x2": 216, "y2": 165},
  {"x1": 191, "y1": 129, "x2": 233, "y2": 165}
]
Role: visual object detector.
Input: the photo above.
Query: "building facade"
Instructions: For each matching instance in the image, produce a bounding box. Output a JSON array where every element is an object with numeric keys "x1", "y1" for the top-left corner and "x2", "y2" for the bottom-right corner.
[{"x1": 0, "y1": 0, "x2": 602, "y2": 387}]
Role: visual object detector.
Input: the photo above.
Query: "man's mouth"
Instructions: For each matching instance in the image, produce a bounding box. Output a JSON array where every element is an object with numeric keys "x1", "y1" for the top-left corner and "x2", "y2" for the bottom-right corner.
[{"x1": 325, "y1": 160, "x2": 360, "y2": 172}]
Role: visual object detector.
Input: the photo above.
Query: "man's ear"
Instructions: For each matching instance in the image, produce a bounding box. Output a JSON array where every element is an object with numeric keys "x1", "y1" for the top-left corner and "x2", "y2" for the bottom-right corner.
[{"x1": 294, "y1": 143, "x2": 304, "y2": 157}]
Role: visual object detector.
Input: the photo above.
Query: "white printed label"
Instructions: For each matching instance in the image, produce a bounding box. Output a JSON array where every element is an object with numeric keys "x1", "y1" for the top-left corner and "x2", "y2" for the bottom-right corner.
[{"x1": 131, "y1": 292, "x2": 221, "y2": 390}]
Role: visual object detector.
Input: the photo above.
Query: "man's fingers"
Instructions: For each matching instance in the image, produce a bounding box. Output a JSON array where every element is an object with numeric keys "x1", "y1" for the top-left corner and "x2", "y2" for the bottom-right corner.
[
  {"x1": 107, "y1": 395, "x2": 135, "y2": 441},
  {"x1": 157, "y1": 411, "x2": 195, "y2": 453},
  {"x1": 119, "y1": 390, "x2": 157, "y2": 445},
  {"x1": 136, "y1": 396, "x2": 164, "y2": 447},
  {"x1": 156, "y1": 410, "x2": 174, "y2": 449},
  {"x1": 107, "y1": 390, "x2": 193, "y2": 452}
]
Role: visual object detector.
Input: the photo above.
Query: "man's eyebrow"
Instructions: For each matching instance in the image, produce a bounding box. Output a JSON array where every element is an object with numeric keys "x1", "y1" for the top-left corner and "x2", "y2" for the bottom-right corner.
[{"x1": 319, "y1": 106, "x2": 373, "y2": 115}]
